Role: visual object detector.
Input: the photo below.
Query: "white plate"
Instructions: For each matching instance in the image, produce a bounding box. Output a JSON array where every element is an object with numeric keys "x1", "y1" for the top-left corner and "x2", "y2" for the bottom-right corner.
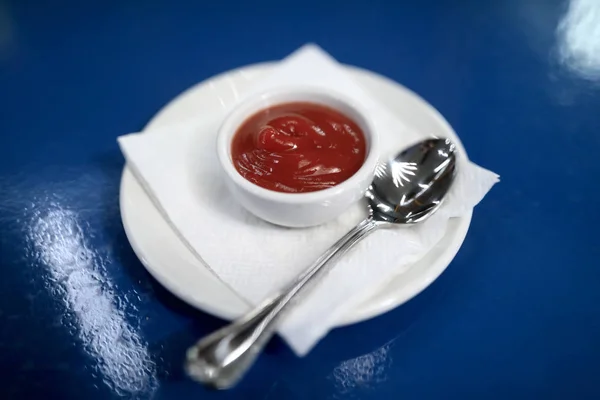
[{"x1": 119, "y1": 62, "x2": 472, "y2": 326}]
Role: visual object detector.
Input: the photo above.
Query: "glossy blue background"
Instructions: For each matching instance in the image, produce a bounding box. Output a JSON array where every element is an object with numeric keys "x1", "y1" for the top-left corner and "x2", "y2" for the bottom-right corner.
[{"x1": 1, "y1": 0, "x2": 599, "y2": 398}]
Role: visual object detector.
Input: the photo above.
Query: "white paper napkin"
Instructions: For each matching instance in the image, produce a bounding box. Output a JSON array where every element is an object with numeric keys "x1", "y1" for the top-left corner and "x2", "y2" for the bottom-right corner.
[{"x1": 118, "y1": 44, "x2": 499, "y2": 356}]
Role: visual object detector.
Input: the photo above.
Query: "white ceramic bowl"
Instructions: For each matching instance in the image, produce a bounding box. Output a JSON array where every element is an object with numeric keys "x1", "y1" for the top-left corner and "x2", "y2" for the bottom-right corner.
[{"x1": 216, "y1": 86, "x2": 379, "y2": 228}]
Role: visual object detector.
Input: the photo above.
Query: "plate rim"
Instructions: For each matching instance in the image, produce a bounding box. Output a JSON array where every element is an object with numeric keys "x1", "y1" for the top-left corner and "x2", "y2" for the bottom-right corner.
[{"x1": 119, "y1": 61, "x2": 473, "y2": 326}]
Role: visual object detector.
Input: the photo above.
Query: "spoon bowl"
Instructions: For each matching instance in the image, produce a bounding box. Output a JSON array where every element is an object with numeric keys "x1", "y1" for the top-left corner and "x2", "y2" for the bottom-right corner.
[{"x1": 368, "y1": 138, "x2": 456, "y2": 223}]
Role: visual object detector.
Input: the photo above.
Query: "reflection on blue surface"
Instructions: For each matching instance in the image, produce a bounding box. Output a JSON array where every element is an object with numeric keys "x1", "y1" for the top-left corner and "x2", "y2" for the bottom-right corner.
[
  {"x1": 556, "y1": 0, "x2": 600, "y2": 81},
  {"x1": 330, "y1": 340, "x2": 393, "y2": 395},
  {"x1": 27, "y1": 204, "x2": 158, "y2": 397}
]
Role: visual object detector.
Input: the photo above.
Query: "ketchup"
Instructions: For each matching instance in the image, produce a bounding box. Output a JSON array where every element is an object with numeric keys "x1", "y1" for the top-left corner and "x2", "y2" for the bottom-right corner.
[{"x1": 231, "y1": 102, "x2": 367, "y2": 193}]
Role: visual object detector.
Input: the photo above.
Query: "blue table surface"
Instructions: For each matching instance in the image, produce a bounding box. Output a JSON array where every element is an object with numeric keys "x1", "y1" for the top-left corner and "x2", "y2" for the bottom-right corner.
[{"x1": 1, "y1": 0, "x2": 600, "y2": 398}]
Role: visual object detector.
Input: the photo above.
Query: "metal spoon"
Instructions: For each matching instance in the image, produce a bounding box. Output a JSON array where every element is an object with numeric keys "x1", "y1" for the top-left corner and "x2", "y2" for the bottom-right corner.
[{"x1": 185, "y1": 137, "x2": 457, "y2": 389}]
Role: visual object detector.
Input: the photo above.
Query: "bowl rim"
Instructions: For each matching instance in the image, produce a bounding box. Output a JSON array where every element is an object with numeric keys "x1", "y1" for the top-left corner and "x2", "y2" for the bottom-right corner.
[{"x1": 216, "y1": 85, "x2": 380, "y2": 204}]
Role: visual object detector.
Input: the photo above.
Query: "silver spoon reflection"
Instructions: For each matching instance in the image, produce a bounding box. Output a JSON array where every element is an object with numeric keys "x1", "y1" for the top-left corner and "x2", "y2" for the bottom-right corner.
[{"x1": 185, "y1": 137, "x2": 457, "y2": 389}]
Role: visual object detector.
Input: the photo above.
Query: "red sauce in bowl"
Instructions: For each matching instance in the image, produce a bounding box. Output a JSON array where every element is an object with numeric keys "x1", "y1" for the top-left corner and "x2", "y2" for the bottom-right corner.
[{"x1": 231, "y1": 102, "x2": 367, "y2": 193}]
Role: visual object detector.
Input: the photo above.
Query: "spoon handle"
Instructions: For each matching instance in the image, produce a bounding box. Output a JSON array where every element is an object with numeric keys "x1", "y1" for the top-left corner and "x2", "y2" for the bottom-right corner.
[{"x1": 185, "y1": 217, "x2": 380, "y2": 389}]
